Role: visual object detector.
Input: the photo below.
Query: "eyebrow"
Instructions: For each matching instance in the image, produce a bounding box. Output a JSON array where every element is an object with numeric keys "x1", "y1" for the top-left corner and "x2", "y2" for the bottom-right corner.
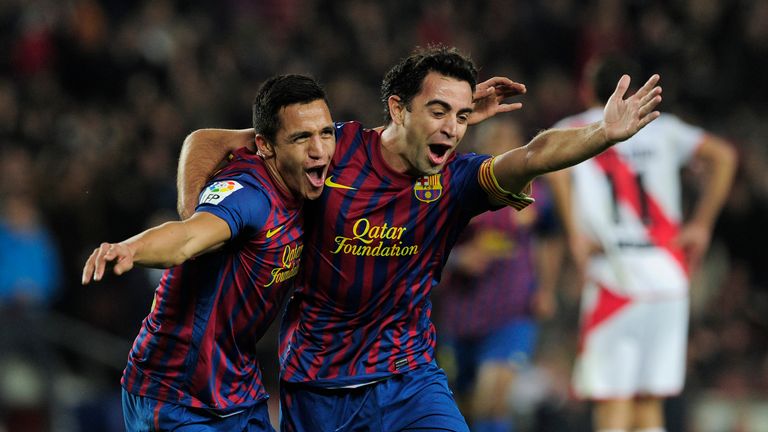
[
  {"x1": 425, "y1": 99, "x2": 474, "y2": 115},
  {"x1": 286, "y1": 131, "x2": 311, "y2": 141},
  {"x1": 286, "y1": 125, "x2": 335, "y2": 141}
]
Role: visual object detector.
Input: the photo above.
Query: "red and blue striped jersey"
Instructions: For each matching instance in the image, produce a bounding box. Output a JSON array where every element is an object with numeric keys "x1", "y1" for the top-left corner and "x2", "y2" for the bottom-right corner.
[
  {"x1": 279, "y1": 121, "x2": 526, "y2": 387},
  {"x1": 122, "y1": 148, "x2": 303, "y2": 413}
]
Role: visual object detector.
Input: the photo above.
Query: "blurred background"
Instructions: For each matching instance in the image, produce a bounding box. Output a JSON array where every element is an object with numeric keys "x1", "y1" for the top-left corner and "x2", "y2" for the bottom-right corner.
[{"x1": 0, "y1": 0, "x2": 767, "y2": 430}]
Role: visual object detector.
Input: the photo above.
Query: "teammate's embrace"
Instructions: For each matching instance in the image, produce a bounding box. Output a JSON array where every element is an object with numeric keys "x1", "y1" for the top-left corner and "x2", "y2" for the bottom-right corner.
[
  {"x1": 180, "y1": 45, "x2": 663, "y2": 431},
  {"x1": 82, "y1": 75, "x2": 335, "y2": 432}
]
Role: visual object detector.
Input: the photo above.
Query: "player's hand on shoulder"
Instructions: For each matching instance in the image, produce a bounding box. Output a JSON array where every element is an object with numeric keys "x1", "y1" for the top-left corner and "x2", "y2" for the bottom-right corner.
[
  {"x1": 469, "y1": 76, "x2": 526, "y2": 125},
  {"x1": 82, "y1": 242, "x2": 135, "y2": 285}
]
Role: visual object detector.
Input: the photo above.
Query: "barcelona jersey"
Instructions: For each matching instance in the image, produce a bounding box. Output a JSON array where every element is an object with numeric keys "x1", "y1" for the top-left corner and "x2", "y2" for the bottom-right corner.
[
  {"x1": 122, "y1": 148, "x2": 303, "y2": 413},
  {"x1": 279, "y1": 121, "x2": 523, "y2": 387}
]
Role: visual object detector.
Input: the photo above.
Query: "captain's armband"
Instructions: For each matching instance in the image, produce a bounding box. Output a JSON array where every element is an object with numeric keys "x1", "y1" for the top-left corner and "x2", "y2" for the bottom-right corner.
[{"x1": 478, "y1": 157, "x2": 535, "y2": 210}]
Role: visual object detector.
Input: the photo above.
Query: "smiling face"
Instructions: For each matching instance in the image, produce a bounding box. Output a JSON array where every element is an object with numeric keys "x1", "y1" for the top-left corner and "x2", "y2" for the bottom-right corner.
[
  {"x1": 258, "y1": 99, "x2": 335, "y2": 200},
  {"x1": 389, "y1": 72, "x2": 474, "y2": 176}
]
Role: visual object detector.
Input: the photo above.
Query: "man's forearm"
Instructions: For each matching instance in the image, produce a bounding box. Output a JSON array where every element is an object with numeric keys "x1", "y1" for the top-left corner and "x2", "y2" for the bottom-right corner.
[
  {"x1": 177, "y1": 128, "x2": 255, "y2": 219},
  {"x1": 125, "y1": 222, "x2": 197, "y2": 268},
  {"x1": 494, "y1": 122, "x2": 611, "y2": 194},
  {"x1": 128, "y1": 212, "x2": 230, "y2": 268},
  {"x1": 526, "y1": 122, "x2": 613, "y2": 175},
  {"x1": 689, "y1": 137, "x2": 737, "y2": 228}
]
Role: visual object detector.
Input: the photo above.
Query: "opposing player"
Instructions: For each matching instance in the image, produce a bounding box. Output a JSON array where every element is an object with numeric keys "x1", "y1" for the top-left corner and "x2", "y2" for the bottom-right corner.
[
  {"x1": 548, "y1": 55, "x2": 736, "y2": 432},
  {"x1": 81, "y1": 74, "x2": 335, "y2": 431},
  {"x1": 179, "y1": 46, "x2": 662, "y2": 430}
]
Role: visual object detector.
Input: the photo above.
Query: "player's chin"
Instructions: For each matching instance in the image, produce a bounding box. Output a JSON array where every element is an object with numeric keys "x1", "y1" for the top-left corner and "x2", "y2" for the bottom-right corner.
[
  {"x1": 420, "y1": 162, "x2": 444, "y2": 176},
  {"x1": 303, "y1": 183, "x2": 325, "y2": 200}
]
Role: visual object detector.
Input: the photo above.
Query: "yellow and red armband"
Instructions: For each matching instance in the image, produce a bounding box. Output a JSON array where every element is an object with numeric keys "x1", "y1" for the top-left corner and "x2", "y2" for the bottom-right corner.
[{"x1": 478, "y1": 157, "x2": 535, "y2": 211}]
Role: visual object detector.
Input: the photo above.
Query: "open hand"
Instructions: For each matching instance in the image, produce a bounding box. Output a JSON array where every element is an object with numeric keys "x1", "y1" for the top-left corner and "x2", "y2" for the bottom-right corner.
[
  {"x1": 82, "y1": 242, "x2": 135, "y2": 285},
  {"x1": 602, "y1": 74, "x2": 662, "y2": 143},
  {"x1": 469, "y1": 77, "x2": 527, "y2": 125}
]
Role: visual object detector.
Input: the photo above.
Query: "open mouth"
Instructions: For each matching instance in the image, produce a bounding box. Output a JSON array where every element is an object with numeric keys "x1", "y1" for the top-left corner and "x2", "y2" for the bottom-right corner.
[
  {"x1": 305, "y1": 165, "x2": 326, "y2": 188},
  {"x1": 428, "y1": 144, "x2": 452, "y2": 165}
]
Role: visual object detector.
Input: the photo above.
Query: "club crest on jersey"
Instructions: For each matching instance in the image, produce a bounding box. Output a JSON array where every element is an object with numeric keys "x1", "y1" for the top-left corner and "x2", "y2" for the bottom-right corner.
[
  {"x1": 199, "y1": 180, "x2": 243, "y2": 205},
  {"x1": 413, "y1": 174, "x2": 442, "y2": 203}
]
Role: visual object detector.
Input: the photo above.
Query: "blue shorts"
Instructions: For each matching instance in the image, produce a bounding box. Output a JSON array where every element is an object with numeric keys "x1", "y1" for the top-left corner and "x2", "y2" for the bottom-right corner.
[
  {"x1": 280, "y1": 362, "x2": 469, "y2": 432},
  {"x1": 121, "y1": 389, "x2": 275, "y2": 432},
  {"x1": 444, "y1": 318, "x2": 538, "y2": 393}
]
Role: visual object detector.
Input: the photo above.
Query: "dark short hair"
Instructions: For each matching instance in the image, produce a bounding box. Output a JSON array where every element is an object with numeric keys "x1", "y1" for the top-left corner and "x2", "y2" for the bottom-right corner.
[
  {"x1": 589, "y1": 54, "x2": 641, "y2": 104},
  {"x1": 252, "y1": 74, "x2": 328, "y2": 143},
  {"x1": 380, "y1": 45, "x2": 478, "y2": 124}
]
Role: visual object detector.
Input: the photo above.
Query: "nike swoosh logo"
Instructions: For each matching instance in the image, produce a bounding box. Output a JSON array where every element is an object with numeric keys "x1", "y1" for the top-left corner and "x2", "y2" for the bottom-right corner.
[
  {"x1": 324, "y1": 176, "x2": 357, "y2": 190},
  {"x1": 266, "y1": 225, "x2": 284, "y2": 238}
]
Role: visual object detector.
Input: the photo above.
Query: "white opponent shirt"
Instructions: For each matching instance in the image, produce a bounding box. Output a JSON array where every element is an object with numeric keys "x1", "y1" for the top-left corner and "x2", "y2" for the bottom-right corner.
[{"x1": 555, "y1": 108, "x2": 705, "y2": 299}]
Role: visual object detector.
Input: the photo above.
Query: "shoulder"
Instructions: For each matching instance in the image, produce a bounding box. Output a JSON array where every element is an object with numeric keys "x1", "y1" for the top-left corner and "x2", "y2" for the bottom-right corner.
[
  {"x1": 202, "y1": 157, "x2": 274, "y2": 206},
  {"x1": 553, "y1": 109, "x2": 598, "y2": 128},
  {"x1": 335, "y1": 121, "x2": 364, "y2": 139},
  {"x1": 443, "y1": 152, "x2": 492, "y2": 186},
  {"x1": 448, "y1": 151, "x2": 491, "y2": 169},
  {"x1": 640, "y1": 113, "x2": 705, "y2": 145},
  {"x1": 652, "y1": 113, "x2": 693, "y2": 130},
  {"x1": 216, "y1": 153, "x2": 271, "y2": 188},
  {"x1": 333, "y1": 121, "x2": 384, "y2": 164},
  {"x1": 199, "y1": 173, "x2": 270, "y2": 210},
  {"x1": 333, "y1": 121, "x2": 363, "y2": 152}
]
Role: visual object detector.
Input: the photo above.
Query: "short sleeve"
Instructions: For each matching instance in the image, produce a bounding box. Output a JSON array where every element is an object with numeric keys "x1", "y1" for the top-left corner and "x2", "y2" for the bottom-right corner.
[
  {"x1": 665, "y1": 115, "x2": 706, "y2": 165},
  {"x1": 195, "y1": 172, "x2": 271, "y2": 239}
]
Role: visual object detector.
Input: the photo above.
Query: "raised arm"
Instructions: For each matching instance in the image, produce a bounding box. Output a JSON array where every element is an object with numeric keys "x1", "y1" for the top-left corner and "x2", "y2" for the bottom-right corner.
[
  {"x1": 177, "y1": 128, "x2": 255, "y2": 219},
  {"x1": 493, "y1": 74, "x2": 662, "y2": 194},
  {"x1": 81, "y1": 212, "x2": 230, "y2": 284},
  {"x1": 675, "y1": 135, "x2": 737, "y2": 270}
]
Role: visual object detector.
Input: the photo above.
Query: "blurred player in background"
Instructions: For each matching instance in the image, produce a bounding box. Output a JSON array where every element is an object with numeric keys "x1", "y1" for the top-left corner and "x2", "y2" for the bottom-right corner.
[
  {"x1": 437, "y1": 118, "x2": 562, "y2": 432},
  {"x1": 179, "y1": 45, "x2": 662, "y2": 431},
  {"x1": 81, "y1": 74, "x2": 335, "y2": 431},
  {"x1": 549, "y1": 55, "x2": 736, "y2": 432}
]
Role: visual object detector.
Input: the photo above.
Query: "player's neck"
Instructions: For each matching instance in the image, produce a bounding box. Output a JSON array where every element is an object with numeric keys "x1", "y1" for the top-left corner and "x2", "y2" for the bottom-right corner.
[
  {"x1": 379, "y1": 124, "x2": 412, "y2": 175},
  {"x1": 262, "y1": 157, "x2": 299, "y2": 201}
]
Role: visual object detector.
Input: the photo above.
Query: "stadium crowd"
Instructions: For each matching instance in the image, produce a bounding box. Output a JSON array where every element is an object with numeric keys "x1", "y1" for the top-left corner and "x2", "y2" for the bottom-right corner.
[{"x1": 1, "y1": 0, "x2": 766, "y2": 430}]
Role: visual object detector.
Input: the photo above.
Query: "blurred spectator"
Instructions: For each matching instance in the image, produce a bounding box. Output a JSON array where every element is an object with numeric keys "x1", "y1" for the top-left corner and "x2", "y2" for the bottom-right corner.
[
  {"x1": 0, "y1": 146, "x2": 62, "y2": 432},
  {"x1": 0, "y1": 147, "x2": 60, "y2": 307}
]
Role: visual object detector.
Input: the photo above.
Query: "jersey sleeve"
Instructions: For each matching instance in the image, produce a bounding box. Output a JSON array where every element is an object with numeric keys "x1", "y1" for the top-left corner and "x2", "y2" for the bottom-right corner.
[
  {"x1": 477, "y1": 157, "x2": 535, "y2": 210},
  {"x1": 195, "y1": 172, "x2": 271, "y2": 239},
  {"x1": 665, "y1": 115, "x2": 706, "y2": 165},
  {"x1": 450, "y1": 153, "x2": 535, "y2": 216}
]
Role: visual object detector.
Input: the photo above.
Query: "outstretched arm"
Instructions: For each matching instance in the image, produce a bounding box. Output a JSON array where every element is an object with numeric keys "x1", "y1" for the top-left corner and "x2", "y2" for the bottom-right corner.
[
  {"x1": 177, "y1": 128, "x2": 255, "y2": 219},
  {"x1": 493, "y1": 74, "x2": 662, "y2": 194},
  {"x1": 81, "y1": 212, "x2": 230, "y2": 284}
]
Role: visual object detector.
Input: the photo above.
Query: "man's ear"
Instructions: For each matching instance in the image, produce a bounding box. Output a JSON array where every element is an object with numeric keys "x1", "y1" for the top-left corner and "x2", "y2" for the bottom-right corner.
[
  {"x1": 255, "y1": 134, "x2": 275, "y2": 158},
  {"x1": 388, "y1": 95, "x2": 405, "y2": 125}
]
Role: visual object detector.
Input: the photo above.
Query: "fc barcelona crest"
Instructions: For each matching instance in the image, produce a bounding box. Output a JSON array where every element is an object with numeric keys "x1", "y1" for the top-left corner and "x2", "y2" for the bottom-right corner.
[{"x1": 413, "y1": 174, "x2": 443, "y2": 203}]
